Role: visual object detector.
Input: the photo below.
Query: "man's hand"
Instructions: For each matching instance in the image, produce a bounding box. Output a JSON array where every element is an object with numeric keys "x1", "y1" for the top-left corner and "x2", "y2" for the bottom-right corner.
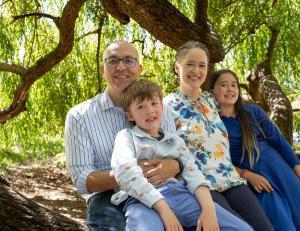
[
  {"x1": 244, "y1": 171, "x2": 273, "y2": 193},
  {"x1": 138, "y1": 159, "x2": 180, "y2": 186}
]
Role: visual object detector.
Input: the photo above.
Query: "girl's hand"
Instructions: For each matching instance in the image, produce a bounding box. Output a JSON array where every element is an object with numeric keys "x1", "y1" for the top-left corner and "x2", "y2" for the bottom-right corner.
[
  {"x1": 294, "y1": 164, "x2": 300, "y2": 180},
  {"x1": 244, "y1": 171, "x2": 273, "y2": 193},
  {"x1": 196, "y1": 207, "x2": 220, "y2": 231}
]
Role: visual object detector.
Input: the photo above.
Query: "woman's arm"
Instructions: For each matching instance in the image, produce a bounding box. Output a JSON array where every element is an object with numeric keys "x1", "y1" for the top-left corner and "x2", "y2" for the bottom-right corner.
[
  {"x1": 194, "y1": 186, "x2": 219, "y2": 231},
  {"x1": 152, "y1": 199, "x2": 183, "y2": 231}
]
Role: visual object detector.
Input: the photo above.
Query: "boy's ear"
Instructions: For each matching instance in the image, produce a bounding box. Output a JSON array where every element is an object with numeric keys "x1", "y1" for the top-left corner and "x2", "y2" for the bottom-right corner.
[
  {"x1": 126, "y1": 111, "x2": 134, "y2": 122},
  {"x1": 174, "y1": 63, "x2": 179, "y2": 74}
]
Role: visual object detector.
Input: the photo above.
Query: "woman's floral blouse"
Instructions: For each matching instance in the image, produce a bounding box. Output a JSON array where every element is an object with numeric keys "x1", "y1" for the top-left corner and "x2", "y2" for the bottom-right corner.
[{"x1": 164, "y1": 90, "x2": 246, "y2": 192}]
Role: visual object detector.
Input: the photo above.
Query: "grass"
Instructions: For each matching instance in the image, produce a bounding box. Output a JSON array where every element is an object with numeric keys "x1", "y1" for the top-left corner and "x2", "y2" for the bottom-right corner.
[{"x1": 0, "y1": 140, "x2": 64, "y2": 173}]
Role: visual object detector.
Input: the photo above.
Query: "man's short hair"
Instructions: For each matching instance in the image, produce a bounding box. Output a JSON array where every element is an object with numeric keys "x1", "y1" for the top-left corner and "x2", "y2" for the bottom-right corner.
[{"x1": 121, "y1": 79, "x2": 163, "y2": 112}]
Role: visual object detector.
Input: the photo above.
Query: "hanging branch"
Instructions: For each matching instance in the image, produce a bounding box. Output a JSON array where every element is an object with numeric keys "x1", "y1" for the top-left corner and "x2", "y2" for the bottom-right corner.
[
  {"x1": 96, "y1": 13, "x2": 107, "y2": 93},
  {"x1": 13, "y1": 12, "x2": 60, "y2": 27},
  {"x1": 0, "y1": 0, "x2": 86, "y2": 124}
]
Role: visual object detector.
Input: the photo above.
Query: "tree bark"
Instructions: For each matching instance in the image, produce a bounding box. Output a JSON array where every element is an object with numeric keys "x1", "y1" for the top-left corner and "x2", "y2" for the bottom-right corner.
[
  {"x1": 0, "y1": 179, "x2": 88, "y2": 230},
  {"x1": 100, "y1": 0, "x2": 225, "y2": 64},
  {"x1": 248, "y1": 61, "x2": 293, "y2": 143}
]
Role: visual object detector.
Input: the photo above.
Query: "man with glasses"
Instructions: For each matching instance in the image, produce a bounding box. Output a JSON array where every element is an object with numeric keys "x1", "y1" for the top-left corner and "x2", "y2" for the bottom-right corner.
[{"x1": 65, "y1": 40, "x2": 180, "y2": 230}]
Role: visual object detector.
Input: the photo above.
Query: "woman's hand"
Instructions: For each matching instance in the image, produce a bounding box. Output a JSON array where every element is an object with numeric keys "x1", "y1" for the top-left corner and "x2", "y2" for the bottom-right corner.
[
  {"x1": 196, "y1": 206, "x2": 220, "y2": 231},
  {"x1": 243, "y1": 171, "x2": 273, "y2": 193},
  {"x1": 138, "y1": 159, "x2": 180, "y2": 186},
  {"x1": 153, "y1": 199, "x2": 183, "y2": 231},
  {"x1": 194, "y1": 186, "x2": 220, "y2": 231}
]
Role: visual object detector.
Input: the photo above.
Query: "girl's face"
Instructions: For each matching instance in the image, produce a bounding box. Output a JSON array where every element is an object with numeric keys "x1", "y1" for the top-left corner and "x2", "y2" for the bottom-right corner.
[
  {"x1": 211, "y1": 73, "x2": 239, "y2": 107},
  {"x1": 174, "y1": 48, "x2": 208, "y2": 92}
]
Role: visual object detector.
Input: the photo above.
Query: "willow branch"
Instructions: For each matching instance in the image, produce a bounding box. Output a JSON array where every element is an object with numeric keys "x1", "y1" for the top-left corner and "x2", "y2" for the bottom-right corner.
[{"x1": 13, "y1": 13, "x2": 60, "y2": 27}]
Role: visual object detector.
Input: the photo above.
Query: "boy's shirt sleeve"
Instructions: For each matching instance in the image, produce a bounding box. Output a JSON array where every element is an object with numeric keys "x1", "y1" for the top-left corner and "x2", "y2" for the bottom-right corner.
[{"x1": 111, "y1": 129, "x2": 164, "y2": 208}]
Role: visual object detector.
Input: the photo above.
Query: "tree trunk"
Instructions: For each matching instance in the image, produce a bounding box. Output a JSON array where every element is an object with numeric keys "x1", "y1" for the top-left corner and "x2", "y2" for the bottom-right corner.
[
  {"x1": 0, "y1": 177, "x2": 88, "y2": 231},
  {"x1": 248, "y1": 62, "x2": 293, "y2": 143}
]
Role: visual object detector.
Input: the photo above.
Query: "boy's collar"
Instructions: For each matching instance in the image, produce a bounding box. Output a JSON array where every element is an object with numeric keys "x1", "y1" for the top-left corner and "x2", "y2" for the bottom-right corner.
[{"x1": 131, "y1": 125, "x2": 163, "y2": 139}]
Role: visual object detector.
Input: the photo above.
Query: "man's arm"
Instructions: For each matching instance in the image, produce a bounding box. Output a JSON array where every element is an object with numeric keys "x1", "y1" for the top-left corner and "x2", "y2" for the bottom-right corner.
[
  {"x1": 139, "y1": 159, "x2": 180, "y2": 186},
  {"x1": 65, "y1": 109, "x2": 115, "y2": 194},
  {"x1": 86, "y1": 170, "x2": 118, "y2": 193}
]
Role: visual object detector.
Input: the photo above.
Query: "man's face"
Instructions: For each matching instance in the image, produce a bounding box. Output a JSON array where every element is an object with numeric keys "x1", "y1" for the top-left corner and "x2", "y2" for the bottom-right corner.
[{"x1": 103, "y1": 42, "x2": 142, "y2": 94}]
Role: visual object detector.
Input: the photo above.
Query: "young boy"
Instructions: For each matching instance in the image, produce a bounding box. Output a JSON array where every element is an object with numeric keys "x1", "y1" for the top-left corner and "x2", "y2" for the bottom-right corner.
[{"x1": 111, "y1": 79, "x2": 253, "y2": 231}]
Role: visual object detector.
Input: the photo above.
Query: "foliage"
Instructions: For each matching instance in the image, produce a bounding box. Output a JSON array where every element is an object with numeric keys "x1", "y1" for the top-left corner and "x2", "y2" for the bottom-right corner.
[{"x1": 0, "y1": 0, "x2": 299, "y2": 169}]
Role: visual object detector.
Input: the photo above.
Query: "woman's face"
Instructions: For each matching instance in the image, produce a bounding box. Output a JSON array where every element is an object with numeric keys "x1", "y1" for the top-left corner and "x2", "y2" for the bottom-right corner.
[
  {"x1": 211, "y1": 73, "x2": 239, "y2": 107},
  {"x1": 174, "y1": 48, "x2": 208, "y2": 92}
]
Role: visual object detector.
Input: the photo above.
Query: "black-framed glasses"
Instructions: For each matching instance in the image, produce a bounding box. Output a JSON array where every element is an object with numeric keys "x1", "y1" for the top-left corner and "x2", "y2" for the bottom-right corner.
[{"x1": 104, "y1": 57, "x2": 137, "y2": 68}]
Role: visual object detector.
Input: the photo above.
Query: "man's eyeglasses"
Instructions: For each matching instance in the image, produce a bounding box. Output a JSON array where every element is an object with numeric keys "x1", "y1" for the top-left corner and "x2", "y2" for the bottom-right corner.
[{"x1": 104, "y1": 57, "x2": 137, "y2": 68}]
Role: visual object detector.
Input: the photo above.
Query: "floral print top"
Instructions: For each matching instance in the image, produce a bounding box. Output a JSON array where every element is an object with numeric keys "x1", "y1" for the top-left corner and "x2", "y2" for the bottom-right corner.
[{"x1": 164, "y1": 90, "x2": 246, "y2": 192}]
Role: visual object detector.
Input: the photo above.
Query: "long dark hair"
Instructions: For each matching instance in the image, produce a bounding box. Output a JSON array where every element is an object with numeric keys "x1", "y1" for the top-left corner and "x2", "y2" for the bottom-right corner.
[{"x1": 208, "y1": 69, "x2": 260, "y2": 168}]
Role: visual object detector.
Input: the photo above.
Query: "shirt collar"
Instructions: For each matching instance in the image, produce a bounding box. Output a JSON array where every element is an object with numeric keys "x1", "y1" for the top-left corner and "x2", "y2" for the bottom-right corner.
[
  {"x1": 131, "y1": 125, "x2": 173, "y2": 142},
  {"x1": 175, "y1": 89, "x2": 200, "y2": 101},
  {"x1": 99, "y1": 88, "x2": 121, "y2": 111}
]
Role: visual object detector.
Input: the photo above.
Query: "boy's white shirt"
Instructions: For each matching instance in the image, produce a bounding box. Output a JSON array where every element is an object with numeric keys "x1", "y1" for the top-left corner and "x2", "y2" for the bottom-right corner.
[{"x1": 111, "y1": 125, "x2": 211, "y2": 208}]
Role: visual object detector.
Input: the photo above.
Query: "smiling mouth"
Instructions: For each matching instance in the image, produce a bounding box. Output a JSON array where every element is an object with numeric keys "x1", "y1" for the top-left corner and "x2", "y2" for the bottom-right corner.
[
  {"x1": 114, "y1": 75, "x2": 130, "y2": 79},
  {"x1": 225, "y1": 94, "x2": 235, "y2": 98},
  {"x1": 146, "y1": 117, "x2": 157, "y2": 122},
  {"x1": 188, "y1": 75, "x2": 201, "y2": 80}
]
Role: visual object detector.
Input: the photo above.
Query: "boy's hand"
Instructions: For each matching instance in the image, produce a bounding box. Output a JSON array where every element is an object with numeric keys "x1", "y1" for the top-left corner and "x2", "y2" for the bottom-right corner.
[
  {"x1": 197, "y1": 207, "x2": 220, "y2": 231},
  {"x1": 153, "y1": 199, "x2": 183, "y2": 231},
  {"x1": 139, "y1": 159, "x2": 179, "y2": 186}
]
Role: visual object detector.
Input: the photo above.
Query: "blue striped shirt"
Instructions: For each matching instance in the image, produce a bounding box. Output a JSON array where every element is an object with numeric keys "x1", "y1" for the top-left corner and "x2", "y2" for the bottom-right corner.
[{"x1": 64, "y1": 89, "x2": 176, "y2": 195}]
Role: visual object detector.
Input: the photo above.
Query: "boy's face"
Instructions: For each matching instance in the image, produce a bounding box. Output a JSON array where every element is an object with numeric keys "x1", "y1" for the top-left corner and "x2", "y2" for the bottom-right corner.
[{"x1": 126, "y1": 94, "x2": 163, "y2": 137}]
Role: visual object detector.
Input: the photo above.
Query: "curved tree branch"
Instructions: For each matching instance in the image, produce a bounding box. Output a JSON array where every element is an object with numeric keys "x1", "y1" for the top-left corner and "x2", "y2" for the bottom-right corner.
[
  {"x1": 13, "y1": 12, "x2": 60, "y2": 27},
  {"x1": 100, "y1": 0, "x2": 225, "y2": 63},
  {"x1": 0, "y1": 0, "x2": 86, "y2": 124},
  {"x1": 265, "y1": 27, "x2": 279, "y2": 66},
  {"x1": 0, "y1": 63, "x2": 27, "y2": 76},
  {"x1": 99, "y1": 0, "x2": 130, "y2": 24}
]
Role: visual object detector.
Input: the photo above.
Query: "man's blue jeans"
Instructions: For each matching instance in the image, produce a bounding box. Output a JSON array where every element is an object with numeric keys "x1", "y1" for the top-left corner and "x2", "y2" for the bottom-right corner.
[{"x1": 87, "y1": 190, "x2": 126, "y2": 231}]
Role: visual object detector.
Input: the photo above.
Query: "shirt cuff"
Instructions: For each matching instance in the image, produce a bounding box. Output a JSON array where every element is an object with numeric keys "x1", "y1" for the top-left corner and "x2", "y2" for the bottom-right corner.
[{"x1": 76, "y1": 168, "x2": 96, "y2": 195}]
